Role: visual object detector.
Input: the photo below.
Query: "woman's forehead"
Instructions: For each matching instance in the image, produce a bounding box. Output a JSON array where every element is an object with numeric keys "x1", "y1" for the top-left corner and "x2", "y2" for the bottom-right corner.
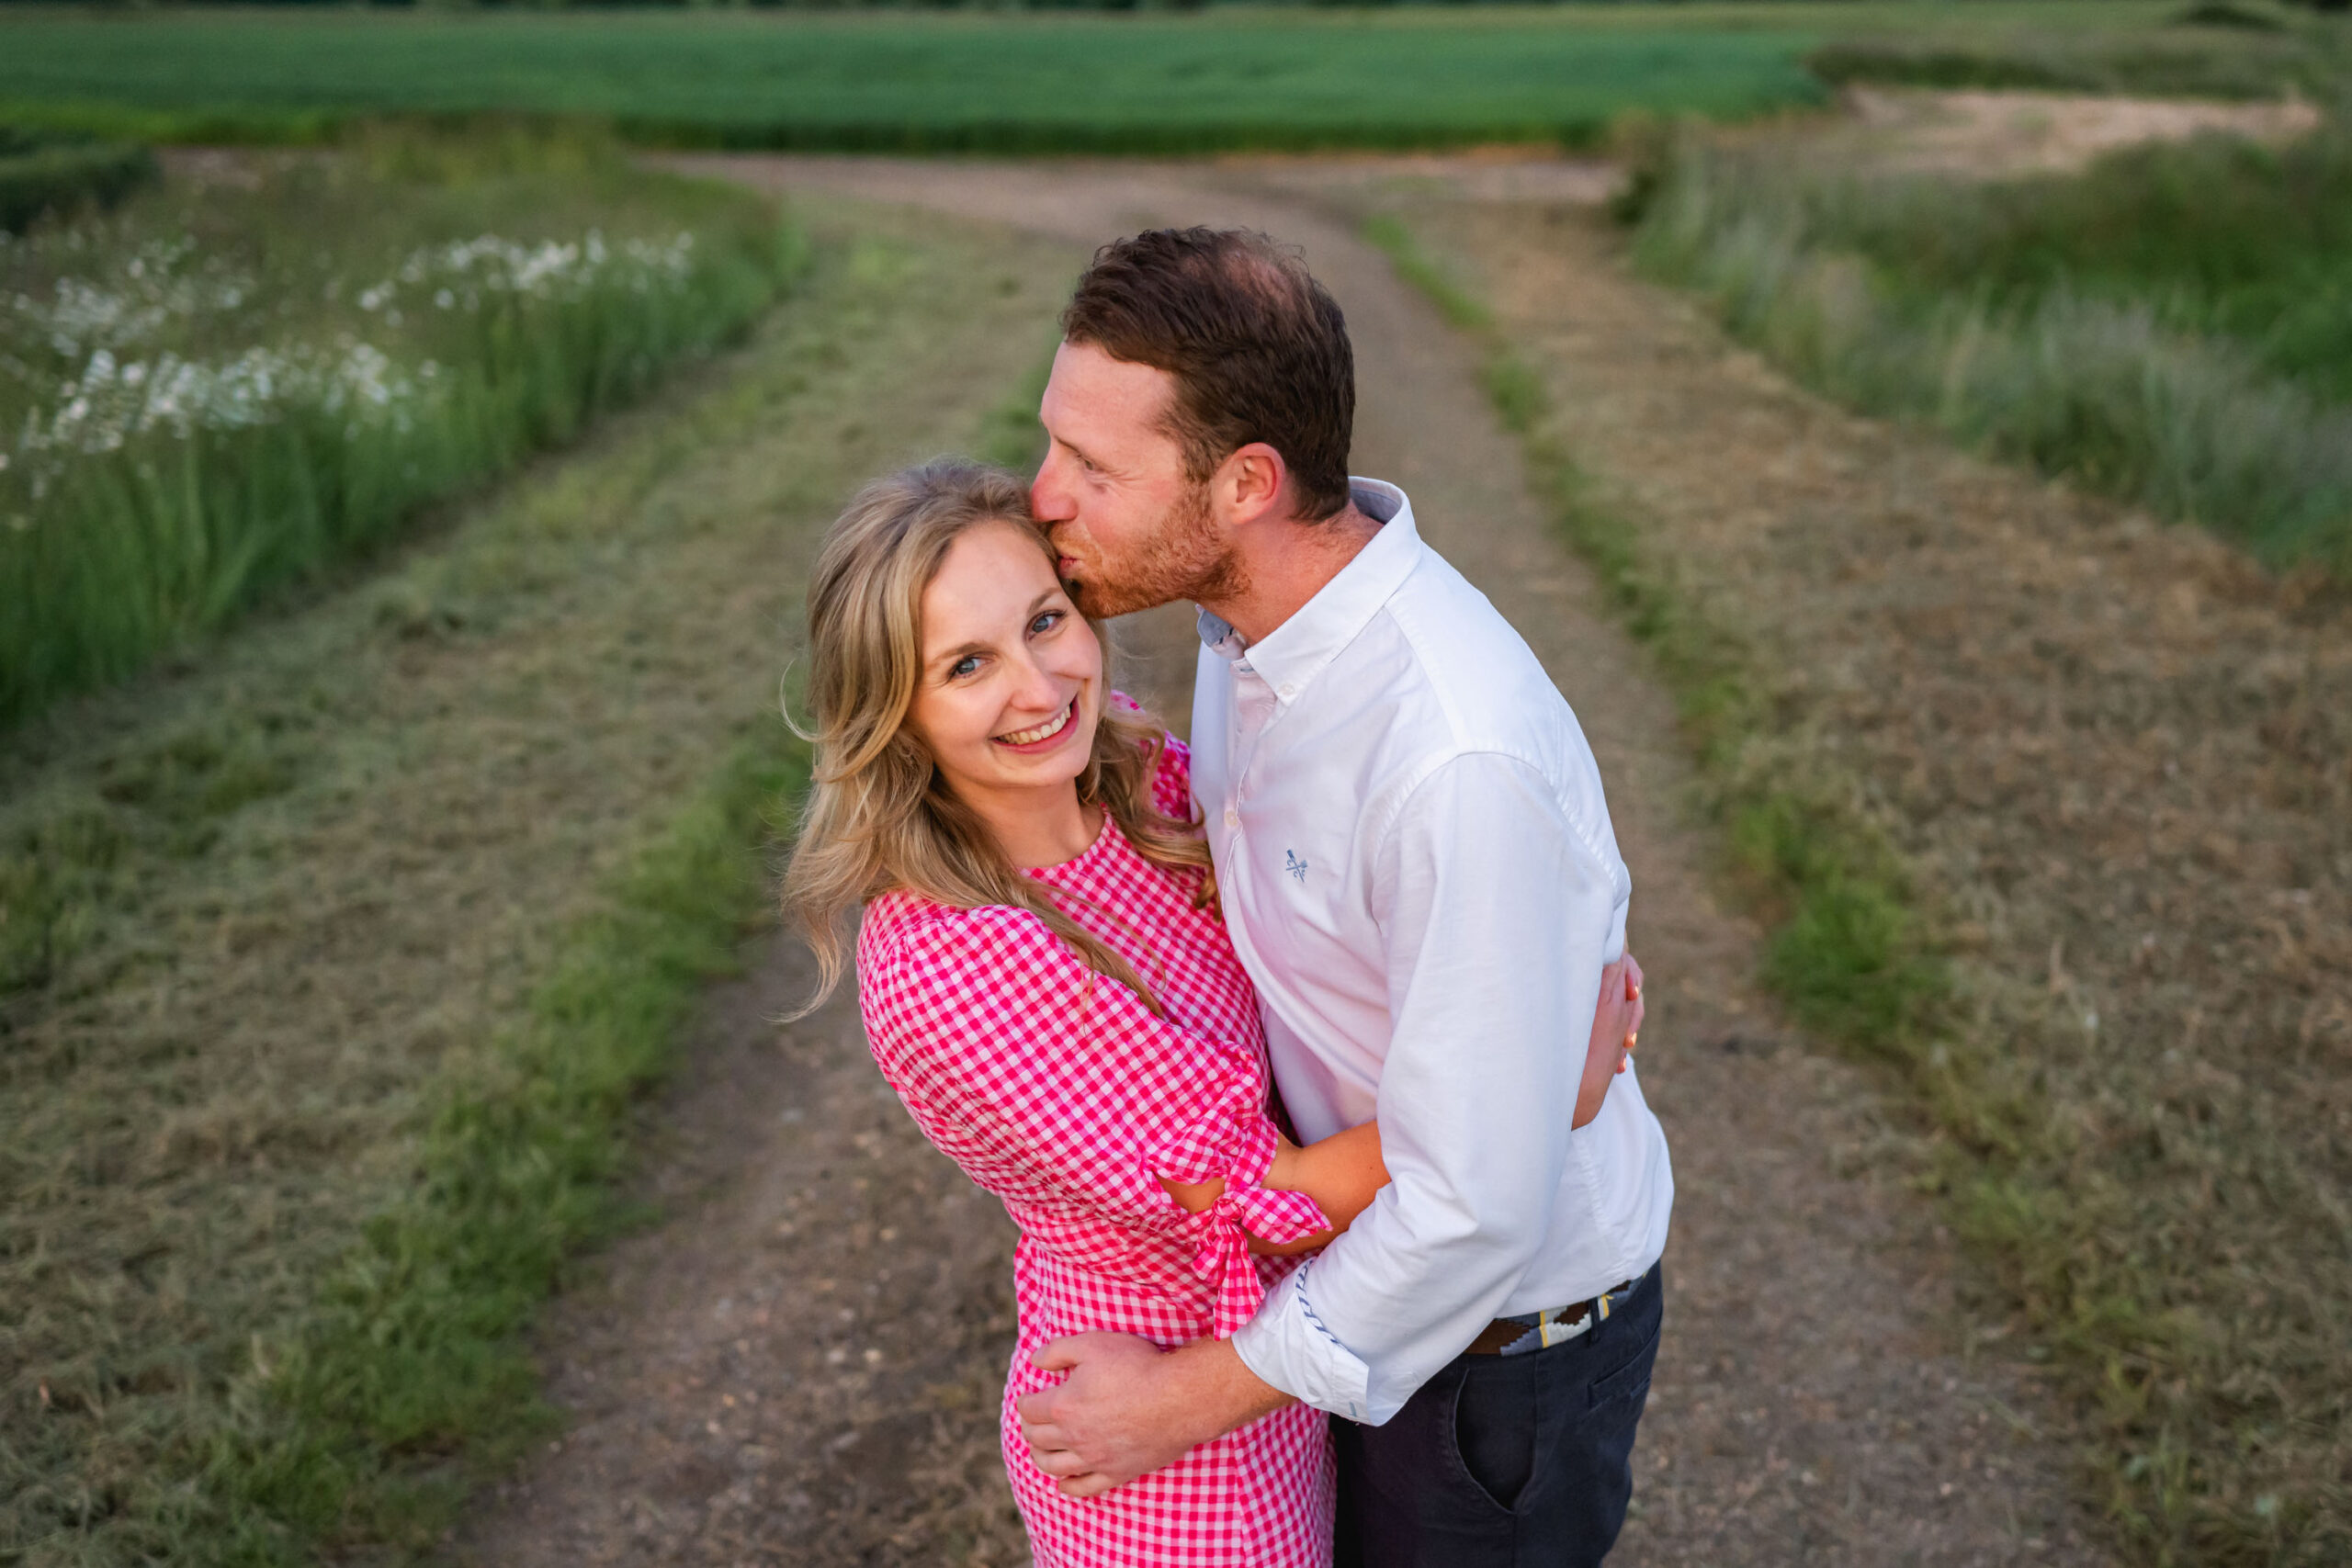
[{"x1": 922, "y1": 522, "x2": 1057, "y2": 640}]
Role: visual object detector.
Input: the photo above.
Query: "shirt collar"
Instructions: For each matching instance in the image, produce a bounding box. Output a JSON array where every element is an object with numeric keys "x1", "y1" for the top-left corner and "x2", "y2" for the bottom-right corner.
[{"x1": 1195, "y1": 478, "x2": 1421, "y2": 697}]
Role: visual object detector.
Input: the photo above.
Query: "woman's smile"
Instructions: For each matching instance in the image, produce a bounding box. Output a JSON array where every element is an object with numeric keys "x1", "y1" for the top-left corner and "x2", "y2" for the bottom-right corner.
[{"x1": 994, "y1": 698, "x2": 1077, "y2": 752}]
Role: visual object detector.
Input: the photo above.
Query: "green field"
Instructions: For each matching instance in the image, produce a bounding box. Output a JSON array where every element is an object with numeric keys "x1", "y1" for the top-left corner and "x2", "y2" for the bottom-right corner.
[{"x1": 0, "y1": 5, "x2": 2142, "y2": 152}]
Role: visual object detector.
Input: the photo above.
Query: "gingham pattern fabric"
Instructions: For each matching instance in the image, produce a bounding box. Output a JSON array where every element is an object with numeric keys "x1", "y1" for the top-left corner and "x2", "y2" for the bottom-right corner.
[{"x1": 856, "y1": 730, "x2": 1337, "y2": 1568}]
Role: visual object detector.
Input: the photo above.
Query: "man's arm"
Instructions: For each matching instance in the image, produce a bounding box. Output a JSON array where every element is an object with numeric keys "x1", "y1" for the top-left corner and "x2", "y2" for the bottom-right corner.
[
  {"x1": 1228, "y1": 751, "x2": 1617, "y2": 1423},
  {"x1": 1170, "y1": 957, "x2": 1640, "y2": 1254}
]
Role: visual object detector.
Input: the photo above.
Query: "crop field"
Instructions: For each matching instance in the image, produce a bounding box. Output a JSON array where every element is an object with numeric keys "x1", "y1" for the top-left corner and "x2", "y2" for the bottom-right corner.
[
  {"x1": 0, "y1": 7, "x2": 1842, "y2": 152},
  {"x1": 0, "y1": 4, "x2": 2182, "y2": 153}
]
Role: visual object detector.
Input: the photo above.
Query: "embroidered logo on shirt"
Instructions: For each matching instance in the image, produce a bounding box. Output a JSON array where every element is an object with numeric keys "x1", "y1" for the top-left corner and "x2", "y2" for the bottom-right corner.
[{"x1": 1284, "y1": 850, "x2": 1309, "y2": 884}]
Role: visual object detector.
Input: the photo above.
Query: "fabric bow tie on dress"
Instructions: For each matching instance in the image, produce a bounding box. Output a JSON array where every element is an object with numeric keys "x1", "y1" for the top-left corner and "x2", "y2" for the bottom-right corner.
[
  {"x1": 1184, "y1": 1184, "x2": 1328, "y2": 1337},
  {"x1": 1149, "y1": 1084, "x2": 1332, "y2": 1338}
]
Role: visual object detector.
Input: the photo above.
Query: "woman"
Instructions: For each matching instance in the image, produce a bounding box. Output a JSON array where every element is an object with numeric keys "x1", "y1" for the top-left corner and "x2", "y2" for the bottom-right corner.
[{"x1": 782, "y1": 459, "x2": 1642, "y2": 1567}]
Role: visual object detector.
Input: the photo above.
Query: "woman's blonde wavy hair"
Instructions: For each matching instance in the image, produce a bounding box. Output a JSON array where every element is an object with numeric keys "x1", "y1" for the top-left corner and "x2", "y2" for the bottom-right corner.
[{"x1": 782, "y1": 457, "x2": 1215, "y2": 1019}]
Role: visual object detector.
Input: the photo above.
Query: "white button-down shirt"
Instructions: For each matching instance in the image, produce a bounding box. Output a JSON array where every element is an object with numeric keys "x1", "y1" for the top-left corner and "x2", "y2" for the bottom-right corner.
[{"x1": 1195, "y1": 479, "x2": 1674, "y2": 1425}]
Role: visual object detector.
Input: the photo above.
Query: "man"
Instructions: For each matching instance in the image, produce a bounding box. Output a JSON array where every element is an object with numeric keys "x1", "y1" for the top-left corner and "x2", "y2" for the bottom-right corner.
[{"x1": 1018, "y1": 227, "x2": 1673, "y2": 1565}]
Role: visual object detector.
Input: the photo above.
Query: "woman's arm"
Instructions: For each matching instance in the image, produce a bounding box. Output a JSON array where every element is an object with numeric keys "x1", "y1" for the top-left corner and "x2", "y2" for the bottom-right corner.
[
  {"x1": 1158, "y1": 1122, "x2": 1379, "y2": 1256},
  {"x1": 1159, "y1": 952, "x2": 1646, "y2": 1254}
]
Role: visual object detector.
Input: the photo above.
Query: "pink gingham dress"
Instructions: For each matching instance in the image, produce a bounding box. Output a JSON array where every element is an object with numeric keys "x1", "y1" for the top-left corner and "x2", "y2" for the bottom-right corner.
[{"x1": 856, "y1": 729, "x2": 1336, "y2": 1568}]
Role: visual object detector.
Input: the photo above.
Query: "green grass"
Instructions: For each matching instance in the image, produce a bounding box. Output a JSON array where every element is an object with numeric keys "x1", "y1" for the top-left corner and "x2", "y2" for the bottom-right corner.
[
  {"x1": 0, "y1": 6, "x2": 1856, "y2": 153},
  {"x1": 1362, "y1": 213, "x2": 1494, "y2": 331},
  {"x1": 0, "y1": 129, "x2": 798, "y2": 728},
  {"x1": 1623, "y1": 122, "x2": 2352, "y2": 577}
]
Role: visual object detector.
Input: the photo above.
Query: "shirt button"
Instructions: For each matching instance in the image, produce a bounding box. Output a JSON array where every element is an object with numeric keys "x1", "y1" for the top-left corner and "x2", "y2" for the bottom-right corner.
[
  {"x1": 1278, "y1": 682, "x2": 1296, "y2": 700},
  {"x1": 1224, "y1": 806, "x2": 1239, "y2": 829}
]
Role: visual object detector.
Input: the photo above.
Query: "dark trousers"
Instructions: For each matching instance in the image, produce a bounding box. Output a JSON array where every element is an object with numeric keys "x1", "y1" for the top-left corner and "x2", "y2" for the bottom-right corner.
[{"x1": 1332, "y1": 1262, "x2": 1663, "y2": 1568}]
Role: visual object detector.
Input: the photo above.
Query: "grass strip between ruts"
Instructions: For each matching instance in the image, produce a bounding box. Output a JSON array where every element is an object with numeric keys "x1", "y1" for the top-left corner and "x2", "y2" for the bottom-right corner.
[{"x1": 191, "y1": 722, "x2": 808, "y2": 1563}]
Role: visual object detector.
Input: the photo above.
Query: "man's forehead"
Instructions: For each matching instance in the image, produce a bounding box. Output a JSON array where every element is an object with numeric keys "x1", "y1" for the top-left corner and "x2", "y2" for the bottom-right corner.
[{"x1": 1043, "y1": 341, "x2": 1176, "y2": 429}]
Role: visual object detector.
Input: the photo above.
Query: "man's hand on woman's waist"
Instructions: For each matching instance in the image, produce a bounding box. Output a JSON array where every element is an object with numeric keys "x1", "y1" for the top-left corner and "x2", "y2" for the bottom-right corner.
[{"x1": 1016, "y1": 1333, "x2": 1292, "y2": 1497}]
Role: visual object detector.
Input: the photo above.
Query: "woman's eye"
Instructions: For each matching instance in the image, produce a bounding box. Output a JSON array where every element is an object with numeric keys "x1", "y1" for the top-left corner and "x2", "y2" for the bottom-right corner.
[
  {"x1": 1029, "y1": 610, "x2": 1064, "y2": 637},
  {"x1": 950, "y1": 655, "x2": 982, "y2": 679}
]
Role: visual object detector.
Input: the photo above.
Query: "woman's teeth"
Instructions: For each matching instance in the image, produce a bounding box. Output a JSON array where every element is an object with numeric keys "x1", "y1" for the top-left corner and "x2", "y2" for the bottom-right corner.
[{"x1": 996, "y1": 702, "x2": 1073, "y2": 747}]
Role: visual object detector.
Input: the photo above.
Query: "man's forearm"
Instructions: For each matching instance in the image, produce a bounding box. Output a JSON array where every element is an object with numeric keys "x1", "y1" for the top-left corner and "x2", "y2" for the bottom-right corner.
[{"x1": 1169, "y1": 1334, "x2": 1295, "y2": 1440}]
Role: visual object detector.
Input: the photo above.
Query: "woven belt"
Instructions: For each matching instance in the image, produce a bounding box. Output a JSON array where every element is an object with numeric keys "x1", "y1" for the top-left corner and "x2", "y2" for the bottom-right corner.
[{"x1": 1464, "y1": 1277, "x2": 1639, "y2": 1357}]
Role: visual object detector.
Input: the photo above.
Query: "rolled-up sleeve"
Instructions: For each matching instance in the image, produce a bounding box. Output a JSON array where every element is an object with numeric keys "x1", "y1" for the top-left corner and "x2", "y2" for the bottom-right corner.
[{"x1": 1230, "y1": 751, "x2": 1618, "y2": 1423}]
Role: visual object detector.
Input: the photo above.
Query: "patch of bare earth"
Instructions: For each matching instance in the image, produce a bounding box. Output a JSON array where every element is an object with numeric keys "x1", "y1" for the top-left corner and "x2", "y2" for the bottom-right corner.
[
  {"x1": 1825, "y1": 85, "x2": 2321, "y2": 178},
  {"x1": 457, "y1": 161, "x2": 2109, "y2": 1567}
]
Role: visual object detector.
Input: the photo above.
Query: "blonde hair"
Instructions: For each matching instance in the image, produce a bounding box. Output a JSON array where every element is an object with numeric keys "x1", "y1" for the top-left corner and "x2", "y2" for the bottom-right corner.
[{"x1": 782, "y1": 457, "x2": 1215, "y2": 1018}]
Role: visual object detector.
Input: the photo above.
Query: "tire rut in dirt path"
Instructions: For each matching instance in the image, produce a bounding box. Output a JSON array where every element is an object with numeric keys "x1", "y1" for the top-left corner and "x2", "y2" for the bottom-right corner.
[{"x1": 458, "y1": 160, "x2": 2107, "y2": 1566}]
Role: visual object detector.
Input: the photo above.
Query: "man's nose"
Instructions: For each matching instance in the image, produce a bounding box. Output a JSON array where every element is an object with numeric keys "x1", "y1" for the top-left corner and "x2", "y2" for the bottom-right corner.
[{"x1": 1030, "y1": 450, "x2": 1074, "y2": 523}]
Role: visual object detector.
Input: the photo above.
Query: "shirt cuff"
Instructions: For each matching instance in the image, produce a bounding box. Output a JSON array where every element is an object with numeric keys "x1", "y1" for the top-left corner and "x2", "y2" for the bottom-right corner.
[{"x1": 1230, "y1": 1258, "x2": 1376, "y2": 1424}]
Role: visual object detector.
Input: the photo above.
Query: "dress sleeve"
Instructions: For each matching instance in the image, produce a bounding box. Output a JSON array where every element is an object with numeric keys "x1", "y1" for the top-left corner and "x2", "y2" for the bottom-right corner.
[{"x1": 862, "y1": 904, "x2": 1328, "y2": 1335}]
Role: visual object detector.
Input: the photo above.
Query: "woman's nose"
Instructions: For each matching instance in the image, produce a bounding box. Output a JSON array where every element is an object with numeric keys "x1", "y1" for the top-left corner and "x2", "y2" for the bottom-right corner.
[{"x1": 1006, "y1": 648, "x2": 1067, "y2": 711}]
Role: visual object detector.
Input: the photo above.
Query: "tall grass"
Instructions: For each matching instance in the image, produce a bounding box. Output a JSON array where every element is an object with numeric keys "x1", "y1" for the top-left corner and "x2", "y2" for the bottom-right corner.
[
  {"x1": 0, "y1": 129, "x2": 798, "y2": 728},
  {"x1": 1628, "y1": 122, "x2": 2352, "y2": 576},
  {"x1": 1784, "y1": 121, "x2": 2352, "y2": 402}
]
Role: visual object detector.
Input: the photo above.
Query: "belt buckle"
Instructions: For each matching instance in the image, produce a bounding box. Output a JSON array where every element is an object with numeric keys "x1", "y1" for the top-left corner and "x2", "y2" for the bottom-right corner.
[{"x1": 1498, "y1": 1277, "x2": 1636, "y2": 1357}]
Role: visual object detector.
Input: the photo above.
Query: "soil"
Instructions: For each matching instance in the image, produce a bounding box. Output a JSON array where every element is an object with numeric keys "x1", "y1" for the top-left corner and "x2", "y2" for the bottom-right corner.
[
  {"x1": 1837, "y1": 85, "x2": 2323, "y2": 177},
  {"x1": 453, "y1": 159, "x2": 2118, "y2": 1566}
]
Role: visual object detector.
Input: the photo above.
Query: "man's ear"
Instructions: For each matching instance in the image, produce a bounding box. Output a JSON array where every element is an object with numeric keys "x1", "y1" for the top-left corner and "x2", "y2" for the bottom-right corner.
[{"x1": 1214, "y1": 442, "x2": 1290, "y2": 526}]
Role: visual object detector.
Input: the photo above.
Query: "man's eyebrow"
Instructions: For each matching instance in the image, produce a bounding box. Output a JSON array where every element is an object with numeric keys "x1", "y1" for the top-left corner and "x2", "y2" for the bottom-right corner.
[{"x1": 1054, "y1": 432, "x2": 1110, "y2": 469}]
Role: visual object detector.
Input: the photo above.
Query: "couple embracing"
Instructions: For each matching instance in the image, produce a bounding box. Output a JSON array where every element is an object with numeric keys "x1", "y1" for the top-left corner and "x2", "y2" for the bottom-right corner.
[{"x1": 782, "y1": 228, "x2": 1673, "y2": 1566}]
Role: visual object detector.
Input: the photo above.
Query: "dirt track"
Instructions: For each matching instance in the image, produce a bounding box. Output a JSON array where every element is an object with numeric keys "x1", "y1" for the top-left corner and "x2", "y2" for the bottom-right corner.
[{"x1": 454, "y1": 159, "x2": 2112, "y2": 1566}]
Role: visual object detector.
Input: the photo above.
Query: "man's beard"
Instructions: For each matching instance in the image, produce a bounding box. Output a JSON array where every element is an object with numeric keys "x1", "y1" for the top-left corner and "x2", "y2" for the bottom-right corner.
[{"x1": 1057, "y1": 482, "x2": 1247, "y2": 620}]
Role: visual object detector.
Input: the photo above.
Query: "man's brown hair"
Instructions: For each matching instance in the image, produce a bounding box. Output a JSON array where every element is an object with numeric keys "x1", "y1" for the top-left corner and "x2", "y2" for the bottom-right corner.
[{"x1": 1061, "y1": 227, "x2": 1355, "y2": 521}]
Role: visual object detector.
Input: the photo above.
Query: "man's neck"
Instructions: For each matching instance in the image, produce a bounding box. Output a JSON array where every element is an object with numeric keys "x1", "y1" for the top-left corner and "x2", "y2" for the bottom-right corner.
[{"x1": 1197, "y1": 502, "x2": 1384, "y2": 648}]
